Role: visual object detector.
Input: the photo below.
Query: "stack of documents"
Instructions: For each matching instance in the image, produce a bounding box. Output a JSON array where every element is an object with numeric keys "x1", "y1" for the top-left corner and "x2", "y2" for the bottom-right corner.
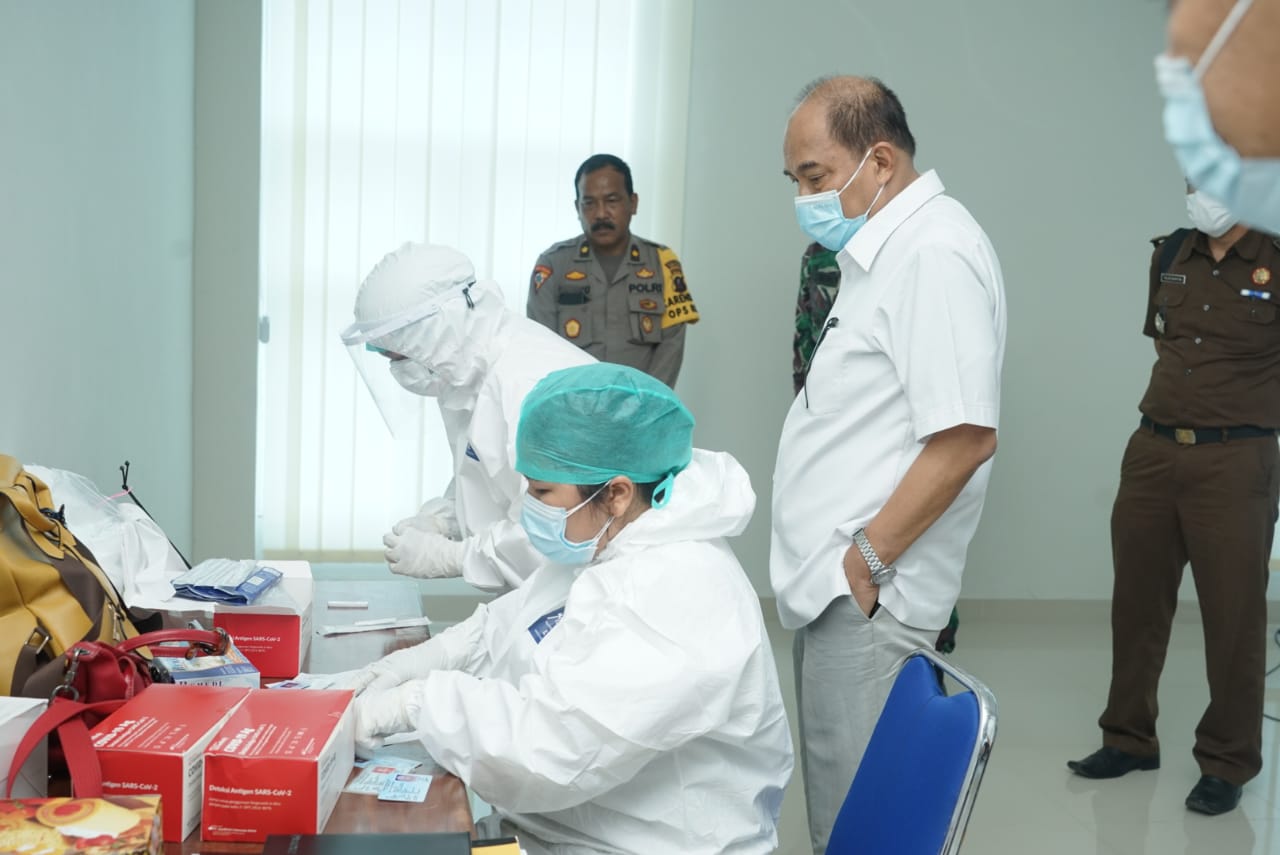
[{"x1": 171, "y1": 558, "x2": 283, "y2": 605}]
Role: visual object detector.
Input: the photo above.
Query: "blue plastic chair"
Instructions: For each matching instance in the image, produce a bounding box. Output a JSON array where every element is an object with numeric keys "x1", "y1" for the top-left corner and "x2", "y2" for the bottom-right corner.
[{"x1": 826, "y1": 648, "x2": 997, "y2": 855}]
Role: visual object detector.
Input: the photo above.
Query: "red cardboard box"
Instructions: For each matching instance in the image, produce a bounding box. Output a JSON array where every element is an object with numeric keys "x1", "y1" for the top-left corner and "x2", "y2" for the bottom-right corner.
[
  {"x1": 163, "y1": 561, "x2": 314, "y2": 679},
  {"x1": 201, "y1": 689, "x2": 354, "y2": 843},
  {"x1": 212, "y1": 561, "x2": 314, "y2": 679},
  {"x1": 90, "y1": 684, "x2": 251, "y2": 842},
  {"x1": 0, "y1": 795, "x2": 162, "y2": 854}
]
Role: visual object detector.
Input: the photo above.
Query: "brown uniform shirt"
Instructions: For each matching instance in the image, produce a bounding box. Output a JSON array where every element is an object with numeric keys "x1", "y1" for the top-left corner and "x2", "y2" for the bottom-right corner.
[
  {"x1": 1140, "y1": 228, "x2": 1280, "y2": 427},
  {"x1": 527, "y1": 234, "x2": 699, "y2": 389}
]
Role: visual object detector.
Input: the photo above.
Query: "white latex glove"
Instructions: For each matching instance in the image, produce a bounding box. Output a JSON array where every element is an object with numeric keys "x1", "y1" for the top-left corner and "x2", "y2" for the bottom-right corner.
[
  {"x1": 354, "y1": 681, "x2": 424, "y2": 757},
  {"x1": 394, "y1": 497, "x2": 462, "y2": 540},
  {"x1": 321, "y1": 668, "x2": 383, "y2": 695},
  {"x1": 383, "y1": 528, "x2": 467, "y2": 579},
  {"x1": 366, "y1": 636, "x2": 454, "y2": 693}
]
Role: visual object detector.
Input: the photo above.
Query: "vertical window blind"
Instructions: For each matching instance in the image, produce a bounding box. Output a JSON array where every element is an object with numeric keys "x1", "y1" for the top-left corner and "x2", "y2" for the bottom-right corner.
[{"x1": 256, "y1": 0, "x2": 693, "y2": 560}]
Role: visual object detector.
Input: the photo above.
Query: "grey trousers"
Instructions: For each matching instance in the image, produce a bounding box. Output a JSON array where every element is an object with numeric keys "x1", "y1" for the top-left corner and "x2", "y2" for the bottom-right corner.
[{"x1": 794, "y1": 596, "x2": 937, "y2": 854}]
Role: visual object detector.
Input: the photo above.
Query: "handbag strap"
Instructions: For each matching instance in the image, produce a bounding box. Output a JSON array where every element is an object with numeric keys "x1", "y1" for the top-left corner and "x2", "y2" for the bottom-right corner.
[
  {"x1": 6, "y1": 696, "x2": 124, "y2": 798},
  {"x1": 113, "y1": 626, "x2": 229, "y2": 658},
  {"x1": 6, "y1": 629, "x2": 234, "y2": 798}
]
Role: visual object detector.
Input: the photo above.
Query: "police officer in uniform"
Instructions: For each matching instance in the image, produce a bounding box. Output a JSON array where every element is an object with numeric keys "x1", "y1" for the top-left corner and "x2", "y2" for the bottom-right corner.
[
  {"x1": 1069, "y1": 186, "x2": 1280, "y2": 816},
  {"x1": 528, "y1": 154, "x2": 698, "y2": 389}
]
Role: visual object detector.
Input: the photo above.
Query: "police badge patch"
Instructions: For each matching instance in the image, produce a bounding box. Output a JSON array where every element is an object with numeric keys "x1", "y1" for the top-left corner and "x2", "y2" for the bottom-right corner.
[{"x1": 531, "y1": 265, "x2": 552, "y2": 292}]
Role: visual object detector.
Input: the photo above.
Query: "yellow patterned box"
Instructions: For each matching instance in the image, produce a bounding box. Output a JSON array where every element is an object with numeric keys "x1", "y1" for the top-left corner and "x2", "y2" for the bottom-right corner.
[{"x1": 0, "y1": 795, "x2": 162, "y2": 854}]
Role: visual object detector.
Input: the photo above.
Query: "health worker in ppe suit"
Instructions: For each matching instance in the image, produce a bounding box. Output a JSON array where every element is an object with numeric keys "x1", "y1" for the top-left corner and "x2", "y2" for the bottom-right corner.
[
  {"x1": 346, "y1": 363, "x2": 794, "y2": 855},
  {"x1": 340, "y1": 243, "x2": 593, "y2": 593}
]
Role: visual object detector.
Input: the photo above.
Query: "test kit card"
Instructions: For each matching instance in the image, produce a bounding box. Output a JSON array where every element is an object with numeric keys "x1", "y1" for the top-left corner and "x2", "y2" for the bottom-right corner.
[
  {"x1": 377, "y1": 773, "x2": 433, "y2": 803},
  {"x1": 345, "y1": 765, "x2": 403, "y2": 795},
  {"x1": 352, "y1": 754, "x2": 422, "y2": 773}
]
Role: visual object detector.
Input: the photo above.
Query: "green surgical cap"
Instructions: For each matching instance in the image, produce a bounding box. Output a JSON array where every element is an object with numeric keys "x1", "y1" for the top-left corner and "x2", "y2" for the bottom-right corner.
[{"x1": 516, "y1": 363, "x2": 694, "y2": 508}]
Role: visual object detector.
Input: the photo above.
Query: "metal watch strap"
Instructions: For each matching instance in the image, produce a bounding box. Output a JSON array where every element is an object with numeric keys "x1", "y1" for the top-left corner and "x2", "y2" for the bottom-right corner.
[{"x1": 852, "y1": 527, "x2": 896, "y2": 586}]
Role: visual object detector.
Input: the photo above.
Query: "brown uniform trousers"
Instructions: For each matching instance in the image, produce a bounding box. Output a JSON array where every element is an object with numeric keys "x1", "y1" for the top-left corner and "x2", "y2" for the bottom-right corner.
[{"x1": 1102, "y1": 228, "x2": 1280, "y2": 785}]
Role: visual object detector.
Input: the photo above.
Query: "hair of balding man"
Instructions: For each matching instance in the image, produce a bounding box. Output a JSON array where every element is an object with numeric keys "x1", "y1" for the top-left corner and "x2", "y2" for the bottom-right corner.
[{"x1": 797, "y1": 76, "x2": 917, "y2": 158}]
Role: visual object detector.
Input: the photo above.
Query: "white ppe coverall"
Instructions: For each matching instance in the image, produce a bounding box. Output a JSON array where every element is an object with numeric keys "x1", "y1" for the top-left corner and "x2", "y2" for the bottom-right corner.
[
  {"x1": 390, "y1": 450, "x2": 793, "y2": 853},
  {"x1": 431, "y1": 305, "x2": 593, "y2": 592}
]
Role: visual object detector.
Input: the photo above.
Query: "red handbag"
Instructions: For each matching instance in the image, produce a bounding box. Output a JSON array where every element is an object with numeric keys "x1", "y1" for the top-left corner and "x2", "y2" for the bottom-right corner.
[{"x1": 6, "y1": 626, "x2": 230, "y2": 798}]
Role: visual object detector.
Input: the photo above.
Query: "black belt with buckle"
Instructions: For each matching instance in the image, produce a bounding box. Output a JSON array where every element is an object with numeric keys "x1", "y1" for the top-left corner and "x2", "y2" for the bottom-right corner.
[{"x1": 1140, "y1": 416, "x2": 1276, "y2": 445}]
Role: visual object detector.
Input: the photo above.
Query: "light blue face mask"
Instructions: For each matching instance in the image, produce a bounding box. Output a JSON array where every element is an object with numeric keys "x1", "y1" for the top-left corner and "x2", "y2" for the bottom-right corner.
[
  {"x1": 520, "y1": 485, "x2": 614, "y2": 566},
  {"x1": 1156, "y1": 0, "x2": 1280, "y2": 234},
  {"x1": 794, "y1": 147, "x2": 887, "y2": 251}
]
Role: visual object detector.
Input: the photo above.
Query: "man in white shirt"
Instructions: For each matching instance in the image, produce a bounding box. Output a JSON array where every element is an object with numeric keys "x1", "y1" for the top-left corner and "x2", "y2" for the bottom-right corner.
[{"x1": 772, "y1": 75, "x2": 1007, "y2": 854}]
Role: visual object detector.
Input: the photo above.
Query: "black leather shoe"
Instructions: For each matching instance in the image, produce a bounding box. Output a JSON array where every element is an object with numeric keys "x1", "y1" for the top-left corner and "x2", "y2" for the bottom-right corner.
[
  {"x1": 1067, "y1": 746, "x2": 1160, "y2": 779},
  {"x1": 1186, "y1": 775, "x2": 1242, "y2": 816}
]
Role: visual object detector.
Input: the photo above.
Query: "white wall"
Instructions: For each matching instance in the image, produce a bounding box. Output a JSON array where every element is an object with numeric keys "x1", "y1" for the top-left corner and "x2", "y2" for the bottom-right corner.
[
  {"x1": 679, "y1": 0, "x2": 1183, "y2": 600},
  {"x1": 3, "y1": 1, "x2": 1232, "y2": 606},
  {"x1": 192, "y1": 1, "x2": 261, "y2": 562},
  {"x1": 0, "y1": 3, "x2": 196, "y2": 553}
]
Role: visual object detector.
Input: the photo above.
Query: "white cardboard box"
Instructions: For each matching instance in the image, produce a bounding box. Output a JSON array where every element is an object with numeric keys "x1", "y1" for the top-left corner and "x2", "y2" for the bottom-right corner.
[
  {"x1": 201, "y1": 689, "x2": 354, "y2": 844},
  {"x1": 0, "y1": 696, "x2": 47, "y2": 798},
  {"x1": 90, "y1": 684, "x2": 251, "y2": 842}
]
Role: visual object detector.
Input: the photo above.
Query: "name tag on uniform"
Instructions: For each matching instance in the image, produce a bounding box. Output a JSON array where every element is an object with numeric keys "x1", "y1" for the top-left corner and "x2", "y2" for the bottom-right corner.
[
  {"x1": 1160, "y1": 273, "x2": 1187, "y2": 284},
  {"x1": 527, "y1": 607, "x2": 565, "y2": 643}
]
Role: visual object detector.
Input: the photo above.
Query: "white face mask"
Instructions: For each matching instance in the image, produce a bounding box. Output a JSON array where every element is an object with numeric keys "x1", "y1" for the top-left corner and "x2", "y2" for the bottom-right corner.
[
  {"x1": 1156, "y1": 0, "x2": 1280, "y2": 234},
  {"x1": 1185, "y1": 191, "x2": 1236, "y2": 238},
  {"x1": 389, "y1": 359, "x2": 447, "y2": 397}
]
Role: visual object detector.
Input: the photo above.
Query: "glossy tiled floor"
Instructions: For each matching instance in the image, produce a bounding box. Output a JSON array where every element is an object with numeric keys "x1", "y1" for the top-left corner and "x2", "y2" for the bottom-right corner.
[{"x1": 765, "y1": 603, "x2": 1280, "y2": 855}]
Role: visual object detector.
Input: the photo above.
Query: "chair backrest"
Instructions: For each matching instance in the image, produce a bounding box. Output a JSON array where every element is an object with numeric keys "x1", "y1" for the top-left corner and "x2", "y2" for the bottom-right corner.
[{"x1": 826, "y1": 648, "x2": 997, "y2": 855}]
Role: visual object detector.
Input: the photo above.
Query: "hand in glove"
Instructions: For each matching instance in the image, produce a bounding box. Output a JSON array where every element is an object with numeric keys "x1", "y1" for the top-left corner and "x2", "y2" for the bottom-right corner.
[
  {"x1": 393, "y1": 497, "x2": 462, "y2": 540},
  {"x1": 368, "y1": 635, "x2": 453, "y2": 690},
  {"x1": 383, "y1": 528, "x2": 466, "y2": 579},
  {"x1": 321, "y1": 668, "x2": 384, "y2": 696},
  {"x1": 320, "y1": 661, "x2": 407, "y2": 697},
  {"x1": 354, "y1": 681, "x2": 424, "y2": 757}
]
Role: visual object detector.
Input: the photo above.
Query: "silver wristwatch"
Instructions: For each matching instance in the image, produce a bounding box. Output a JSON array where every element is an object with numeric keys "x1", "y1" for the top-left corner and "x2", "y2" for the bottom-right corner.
[{"x1": 852, "y1": 528, "x2": 896, "y2": 586}]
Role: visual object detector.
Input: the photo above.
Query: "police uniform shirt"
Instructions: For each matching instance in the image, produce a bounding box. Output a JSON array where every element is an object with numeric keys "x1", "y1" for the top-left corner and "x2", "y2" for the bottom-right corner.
[
  {"x1": 1141, "y1": 229, "x2": 1280, "y2": 428},
  {"x1": 526, "y1": 235, "x2": 699, "y2": 388}
]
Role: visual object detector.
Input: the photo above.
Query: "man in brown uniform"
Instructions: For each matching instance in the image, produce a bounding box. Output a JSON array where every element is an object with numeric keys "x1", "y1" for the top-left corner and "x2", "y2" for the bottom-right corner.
[
  {"x1": 1069, "y1": 187, "x2": 1280, "y2": 816},
  {"x1": 527, "y1": 154, "x2": 698, "y2": 389}
]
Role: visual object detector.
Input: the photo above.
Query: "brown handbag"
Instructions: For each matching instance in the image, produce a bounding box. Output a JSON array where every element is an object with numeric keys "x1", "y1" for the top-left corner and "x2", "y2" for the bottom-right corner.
[{"x1": 0, "y1": 454, "x2": 139, "y2": 699}]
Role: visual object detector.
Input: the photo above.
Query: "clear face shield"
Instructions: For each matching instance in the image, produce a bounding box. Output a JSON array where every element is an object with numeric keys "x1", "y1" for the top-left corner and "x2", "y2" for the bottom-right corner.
[{"x1": 339, "y1": 300, "x2": 441, "y2": 438}]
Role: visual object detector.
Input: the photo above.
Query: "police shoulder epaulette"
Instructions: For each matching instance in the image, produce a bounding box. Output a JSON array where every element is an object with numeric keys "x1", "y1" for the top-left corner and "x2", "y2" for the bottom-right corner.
[
  {"x1": 544, "y1": 235, "x2": 585, "y2": 254},
  {"x1": 633, "y1": 235, "x2": 666, "y2": 250},
  {"x1": 1150, "y1": 233, "x2": 1171, "y2": 248}
]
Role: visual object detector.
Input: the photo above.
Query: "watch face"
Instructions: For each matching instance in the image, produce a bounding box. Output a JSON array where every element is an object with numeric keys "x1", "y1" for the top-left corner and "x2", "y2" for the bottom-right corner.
[{"x1": 871, "y1": 567, "x2": 897, "y2": 586}]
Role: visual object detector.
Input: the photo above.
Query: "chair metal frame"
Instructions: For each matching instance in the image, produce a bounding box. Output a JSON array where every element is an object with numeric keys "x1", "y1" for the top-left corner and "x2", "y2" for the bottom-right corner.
[
  {"x1": 924, "y1": 648, "x2": 998, "y2": 855},
  {"x1": 827, "y1": 646, "x2": 998, "y2": 855}
]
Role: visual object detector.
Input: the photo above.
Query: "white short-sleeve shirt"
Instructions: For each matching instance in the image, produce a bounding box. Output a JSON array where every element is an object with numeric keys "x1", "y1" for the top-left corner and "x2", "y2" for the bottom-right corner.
[{"x1": 770, "y1": 170, "x2": 1006, "y2": 631}]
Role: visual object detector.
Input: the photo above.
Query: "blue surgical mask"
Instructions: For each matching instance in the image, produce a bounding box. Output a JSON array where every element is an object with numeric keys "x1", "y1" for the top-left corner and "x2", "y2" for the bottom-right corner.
[
  {"x1": 794, "y1": 148, "x2": 887, "y2": 251},
  {"x1": 520, "y1": 486, "x2": 614, "y2": 566},
  {"x1": 1156, "y1": 0, "x2": 1280, "y2": 234}
]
